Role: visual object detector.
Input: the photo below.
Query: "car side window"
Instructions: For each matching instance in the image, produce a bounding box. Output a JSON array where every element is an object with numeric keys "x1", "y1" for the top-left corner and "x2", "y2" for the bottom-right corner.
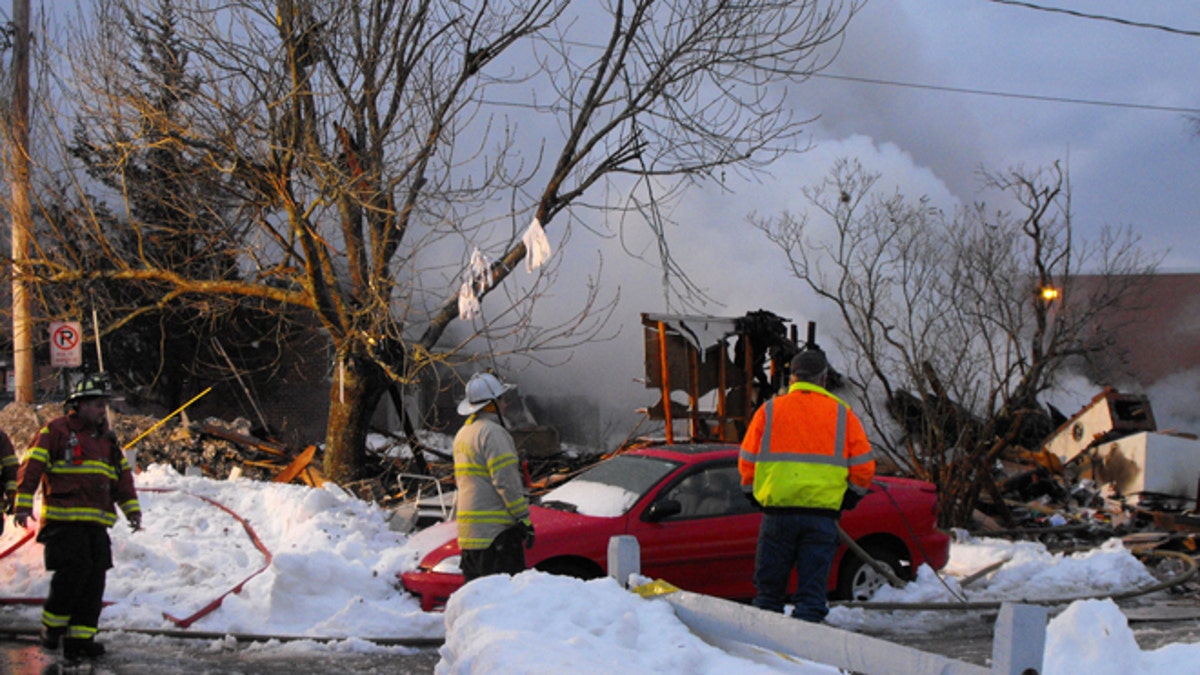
[{"x1": 660, "y1": 465, "x2": 755, "y2": 519}]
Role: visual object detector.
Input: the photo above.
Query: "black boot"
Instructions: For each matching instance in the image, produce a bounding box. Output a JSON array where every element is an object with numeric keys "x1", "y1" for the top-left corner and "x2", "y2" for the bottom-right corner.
[
  {"x1": 39, "y1": 625, "x2": 65, "y2": 650},
  {"x1": 63, "y1": 637, "x2": 106, "y2": 660}
]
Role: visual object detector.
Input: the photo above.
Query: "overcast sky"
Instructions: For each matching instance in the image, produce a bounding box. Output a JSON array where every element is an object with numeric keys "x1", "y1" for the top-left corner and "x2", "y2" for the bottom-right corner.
[
  {"x1": 809, "y1": 0, "x2": 1200, "y2": 271},
  {"x1": 517, "y1": 1, "x2": 1200, "y2": 436}
]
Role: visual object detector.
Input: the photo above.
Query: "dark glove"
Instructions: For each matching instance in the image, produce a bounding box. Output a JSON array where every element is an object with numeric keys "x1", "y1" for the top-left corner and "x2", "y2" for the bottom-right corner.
[
  {"x1": 742, "y1": 490, "x2": 763, "y2": 511},
  {"x1": 2, "y1": 489, "x2": 14, "y2": 515},
  {"x1": 14, "y1": 512, "x2": 30, "y2": 529},
  {"x1": 840, "y1": 488, "x2": 865, "y2": 512},
  {"x1": 520, "y1": 519, "x2": 535, "y2": 549},
  {"x1": 128, "y1": 513, "x2": 142, "y2": 532}
]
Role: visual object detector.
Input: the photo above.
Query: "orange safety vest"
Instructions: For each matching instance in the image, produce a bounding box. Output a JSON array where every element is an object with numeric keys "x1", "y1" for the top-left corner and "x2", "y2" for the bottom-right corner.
[{"x1": 739, "y1": 382, "x2": 874, "y2": 511}]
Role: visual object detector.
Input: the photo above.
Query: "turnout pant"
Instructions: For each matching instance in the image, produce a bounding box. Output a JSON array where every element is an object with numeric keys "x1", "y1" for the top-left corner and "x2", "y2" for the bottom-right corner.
[
  {"x1": 460, "y1": 525, "x2": 527, "y2": 582},
  {"x1": 38, "y1": 522, "x2": 112, "y2": 641}
]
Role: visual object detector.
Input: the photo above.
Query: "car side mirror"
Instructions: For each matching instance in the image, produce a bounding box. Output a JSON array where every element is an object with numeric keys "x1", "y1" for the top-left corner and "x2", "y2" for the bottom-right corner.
[{"x1": 645, "y1": 499, "x2": 682, "y2": 522}]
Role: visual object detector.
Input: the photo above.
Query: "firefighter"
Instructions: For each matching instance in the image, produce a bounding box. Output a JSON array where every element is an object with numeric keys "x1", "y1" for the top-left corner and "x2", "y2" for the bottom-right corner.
[
  {"x1": 739, "y1": 349, "x2": 875, "y2": 623},
  {"x1": 0, "y1": 428, "x2": 16, "y2": 532},
  {"x1": 13, "y1": 373, "x2": 142, "y2": 661},
  {"x1": 453, "y1": 372, "x2": 534, "y2": 581}
]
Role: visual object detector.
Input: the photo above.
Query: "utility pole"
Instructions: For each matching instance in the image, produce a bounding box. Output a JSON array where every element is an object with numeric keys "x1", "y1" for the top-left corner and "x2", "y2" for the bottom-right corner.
[{"x1": 9, "y1": 0, "x2": 33, "y2": 403}]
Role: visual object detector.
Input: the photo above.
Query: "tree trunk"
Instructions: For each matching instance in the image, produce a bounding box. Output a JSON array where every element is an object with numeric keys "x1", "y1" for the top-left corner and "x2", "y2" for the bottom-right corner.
[{"x1": 323, "y1": 353, "x2": 389, "y2": 484}]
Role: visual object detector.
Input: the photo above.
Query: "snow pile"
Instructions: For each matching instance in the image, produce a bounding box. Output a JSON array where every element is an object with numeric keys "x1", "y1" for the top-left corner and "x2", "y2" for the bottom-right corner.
[
  {"x1": 1043, "y1": 599, "x2": 1200, "y2": 675},
  {"x1": 0, "y1": 464, "x2": 442, "y2": 641},
  {"x1": 434, "y1": 571, "x2": 1200, "y2": 674},
  {"x1": 829, "y1": 534, "x2": 1159, "y2": 635},
  {"x1": 438, "y1": 571, "x2": 821, "y2": 674}
]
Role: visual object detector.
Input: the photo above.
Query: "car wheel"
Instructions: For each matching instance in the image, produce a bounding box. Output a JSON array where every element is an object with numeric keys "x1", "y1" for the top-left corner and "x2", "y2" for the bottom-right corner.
[
  {"x1": 836, "y1": 546, "x2": 903, "y2": 602},
  {"x1": 535, "y1": 558, "x2": 603, "y2": 580}
]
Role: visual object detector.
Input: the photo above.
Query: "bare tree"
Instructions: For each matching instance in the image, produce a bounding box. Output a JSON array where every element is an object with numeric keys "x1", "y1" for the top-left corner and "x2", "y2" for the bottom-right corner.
[
  {"x1": 20, "y1": 0, "x2": 861, "y2": 482},
  {"x1": 752, "y1": 158, "x2": 1158, "y2": 527}
]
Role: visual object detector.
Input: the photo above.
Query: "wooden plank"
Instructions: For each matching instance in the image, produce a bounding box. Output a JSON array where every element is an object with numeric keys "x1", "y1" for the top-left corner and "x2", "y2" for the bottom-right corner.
[
  {"x1": 300, "y1": 464, "x2": 326, "y2": 487},
  {"x1": 652, "y1": 585, "x2": 989, "y2": 675},
  {"x1": 959, "y1": 557, "x2": 1012, "y2": 588},
  {"x1": 1122, "y1": 605, "x2": 1200, "y2": 622},
  {"x1": 196, "y1": 422, "x2": 289, "y2": 457},
  {"x1": 274, "y1": 445, "x2": 317, "y2": 484},
  {"x1": 242, "y1": 460, "x2": 282, "y2": 469}
]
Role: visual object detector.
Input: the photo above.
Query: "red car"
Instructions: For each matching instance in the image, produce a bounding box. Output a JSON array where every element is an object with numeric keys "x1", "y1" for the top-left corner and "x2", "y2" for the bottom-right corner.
[{"x1": 399, "y1": 443, "x2": 949, "y2": 611}]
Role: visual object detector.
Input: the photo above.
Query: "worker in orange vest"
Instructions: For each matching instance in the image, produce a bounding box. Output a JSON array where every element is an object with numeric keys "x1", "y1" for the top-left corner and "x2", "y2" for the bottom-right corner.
[{"x1": 739, "y1": 349, "x2": 875, "y2": 622}]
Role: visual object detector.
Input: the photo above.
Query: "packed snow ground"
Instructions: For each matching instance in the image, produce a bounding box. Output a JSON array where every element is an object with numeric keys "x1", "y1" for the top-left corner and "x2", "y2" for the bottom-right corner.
[{"x1": 1, "y1": 455, "x2": 1199, "y2": 673}]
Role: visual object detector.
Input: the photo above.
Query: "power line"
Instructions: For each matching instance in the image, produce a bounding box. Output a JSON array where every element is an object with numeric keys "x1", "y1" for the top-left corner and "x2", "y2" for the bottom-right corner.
[
  {"x1": 813, "y1": 72, "x2": 1200, "y2": 115},
  {"x1": 986, "y1": 0, "x2": 1200, "y2": 37}
]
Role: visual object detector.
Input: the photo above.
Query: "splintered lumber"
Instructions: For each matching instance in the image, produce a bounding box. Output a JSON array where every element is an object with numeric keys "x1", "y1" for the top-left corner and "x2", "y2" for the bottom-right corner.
[
  {"x1": 959, "y1": 557, "x2": 1012, "y2": 588},
  {"x1": 300, "y1": 464, "x2": 326, "y2": 487},
  {"x1": 242, "y1": 460, "x2": 283, "y2": 470},
  {"x1": 274, "y1": 445, "x2": 317, "y2": 484},
  {"x1": 197, "y1": 422, "x2": 289, "y2": 457}
]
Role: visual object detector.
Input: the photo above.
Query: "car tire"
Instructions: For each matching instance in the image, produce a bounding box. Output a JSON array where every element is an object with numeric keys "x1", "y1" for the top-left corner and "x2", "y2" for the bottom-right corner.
[
  {"x1": 535, "y1": 558, "x2": 603, "y2": 580},
  {"x1": 836, "y1": 546, "x2": 903, "y2": 602}
]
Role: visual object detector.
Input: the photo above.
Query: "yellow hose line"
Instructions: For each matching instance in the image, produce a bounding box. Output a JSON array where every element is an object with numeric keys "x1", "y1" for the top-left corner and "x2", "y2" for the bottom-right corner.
[{"x1": 122, "y1": 387, "x2": 213, "y2": 451}]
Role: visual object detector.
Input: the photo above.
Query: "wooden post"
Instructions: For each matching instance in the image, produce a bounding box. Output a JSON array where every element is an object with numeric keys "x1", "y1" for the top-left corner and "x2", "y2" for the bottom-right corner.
[
  {"x1": 656, "y1": 321, "x2": 673, "y2": 444},
  {"x1": 716, "y1": 337, "x2": 728, "y2": 440},
  {"x1": 9, "y1": 0, "x2": 33, "y2": 403}
]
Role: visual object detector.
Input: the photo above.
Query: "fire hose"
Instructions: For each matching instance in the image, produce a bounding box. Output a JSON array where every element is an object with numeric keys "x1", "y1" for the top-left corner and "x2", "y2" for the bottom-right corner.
[{"x1": 0, "y1": 487, "x2": 272, "y2": 630}]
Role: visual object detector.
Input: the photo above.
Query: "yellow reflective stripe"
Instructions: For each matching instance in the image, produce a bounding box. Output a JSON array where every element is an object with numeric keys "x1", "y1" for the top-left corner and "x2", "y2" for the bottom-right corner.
[
  {"x1": 42, "y1": 610, "x2": 69, "y2": 628},
  {"x1": 455, "y1": 464, "x2": 489, "y2": 477},
  {"x1": 504, "y1": 497, "x2": 529, "y2": 511},
  {"x1": 42, "y1": 505, "x2": 118, "y2": 526},
  {"x1": 1, "y1": 455, "x2": 17, "y2": 467},
  {"x1": 460, "y1": 536, "x2": 494, "y2": 549},
  {"x1": 120, "y1": 499, "x2": 141, "y2": 514},
  {"x1": 26, "y1": 447, "x2": 50, "y2": 463},
  {"x1": 14, "y1": 494, "x2": 34, "y2": 508},
  {"x1": 488, "y1": 454, "x2": 518, "y2": 471},
  {"x1": 48, "y1": 460, "x2": 119, "y2": 479},
  {"x1": 457, "y1": 510, "x2": 518, "y2": 524},
  {"x1": 4, "y1": 480, "x2": 15, "y2": 490},
  {"x1": 67, "y1": 625, "x2": 98, "y2": 640}
]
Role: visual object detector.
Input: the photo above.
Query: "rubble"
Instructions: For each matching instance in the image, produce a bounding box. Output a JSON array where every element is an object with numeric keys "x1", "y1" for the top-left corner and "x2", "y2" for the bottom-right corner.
[
  {"x1": 0, "y1": 401, "x2": 319, "y2": 483},
  {"x1": 972, "y1": 387, "x2": 1200, "y2": 569}
]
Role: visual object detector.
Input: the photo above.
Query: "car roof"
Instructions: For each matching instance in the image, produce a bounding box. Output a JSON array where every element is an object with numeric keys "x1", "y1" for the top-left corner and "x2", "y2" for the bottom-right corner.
[{"x1": 621, "y1": 442, "x2": 739, "y2": 463}]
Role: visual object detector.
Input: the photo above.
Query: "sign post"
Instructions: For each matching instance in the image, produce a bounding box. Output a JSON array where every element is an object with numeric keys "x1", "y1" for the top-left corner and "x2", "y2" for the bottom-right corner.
[{"x1": 49, "y1": 321, "x2": 83, "y2": 369}]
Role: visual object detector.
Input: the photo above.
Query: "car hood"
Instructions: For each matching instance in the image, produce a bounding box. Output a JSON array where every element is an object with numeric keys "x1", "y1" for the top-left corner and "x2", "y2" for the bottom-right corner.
[
  {"x1": 414, "y1": 504, "x2": 621, "y2": 567},
  {"x1": 406, "y1": 520, "x2": 459, "y2": 565}
]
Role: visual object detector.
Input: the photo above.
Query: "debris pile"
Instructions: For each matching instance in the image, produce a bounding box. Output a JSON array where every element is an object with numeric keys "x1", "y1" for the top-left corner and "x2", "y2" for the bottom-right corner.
[
  {"x1": 973, "y1": 388, "x2": 1200, "y2": 556},
  {"x1": 0, "y1": 401, "x2": 321, "y2": 484}
]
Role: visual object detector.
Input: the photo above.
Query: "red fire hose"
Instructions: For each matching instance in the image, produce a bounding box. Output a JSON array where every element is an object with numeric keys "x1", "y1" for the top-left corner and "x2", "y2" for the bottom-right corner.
[
  {"x1": 0, "y1": 527, "x2": 35, "y2": 562},
  {"x1": 0, "y1": 487, "x2": 273, "y2": 630}
]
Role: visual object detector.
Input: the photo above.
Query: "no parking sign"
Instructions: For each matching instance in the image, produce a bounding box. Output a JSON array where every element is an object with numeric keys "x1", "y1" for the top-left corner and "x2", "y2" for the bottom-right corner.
[{"x1": 49, "y1": 321, "x2": 83, "y2": 368}]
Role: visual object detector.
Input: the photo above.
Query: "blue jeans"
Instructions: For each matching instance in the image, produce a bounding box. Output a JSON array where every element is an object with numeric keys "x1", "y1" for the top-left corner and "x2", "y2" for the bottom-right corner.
[{"x1": 752, "y1": 512, "x2": 839, "y2": 622}]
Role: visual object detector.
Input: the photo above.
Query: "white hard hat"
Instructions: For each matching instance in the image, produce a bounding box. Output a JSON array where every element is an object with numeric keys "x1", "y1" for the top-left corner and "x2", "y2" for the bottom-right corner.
[{"x1": 457, "y1": 372, "x2": 514, "y2": 415}]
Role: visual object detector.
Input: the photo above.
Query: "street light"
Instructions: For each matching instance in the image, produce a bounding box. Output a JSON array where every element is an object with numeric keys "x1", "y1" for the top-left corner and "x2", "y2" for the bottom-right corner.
[{"x1": 1039, "y1": 285, "x2": 1060, "y2": 302}]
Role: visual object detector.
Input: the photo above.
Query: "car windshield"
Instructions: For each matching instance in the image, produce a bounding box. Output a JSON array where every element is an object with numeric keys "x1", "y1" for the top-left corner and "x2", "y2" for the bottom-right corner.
[{"x1": 539, "y1": 455, "x2": 681, "y2": 517}]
